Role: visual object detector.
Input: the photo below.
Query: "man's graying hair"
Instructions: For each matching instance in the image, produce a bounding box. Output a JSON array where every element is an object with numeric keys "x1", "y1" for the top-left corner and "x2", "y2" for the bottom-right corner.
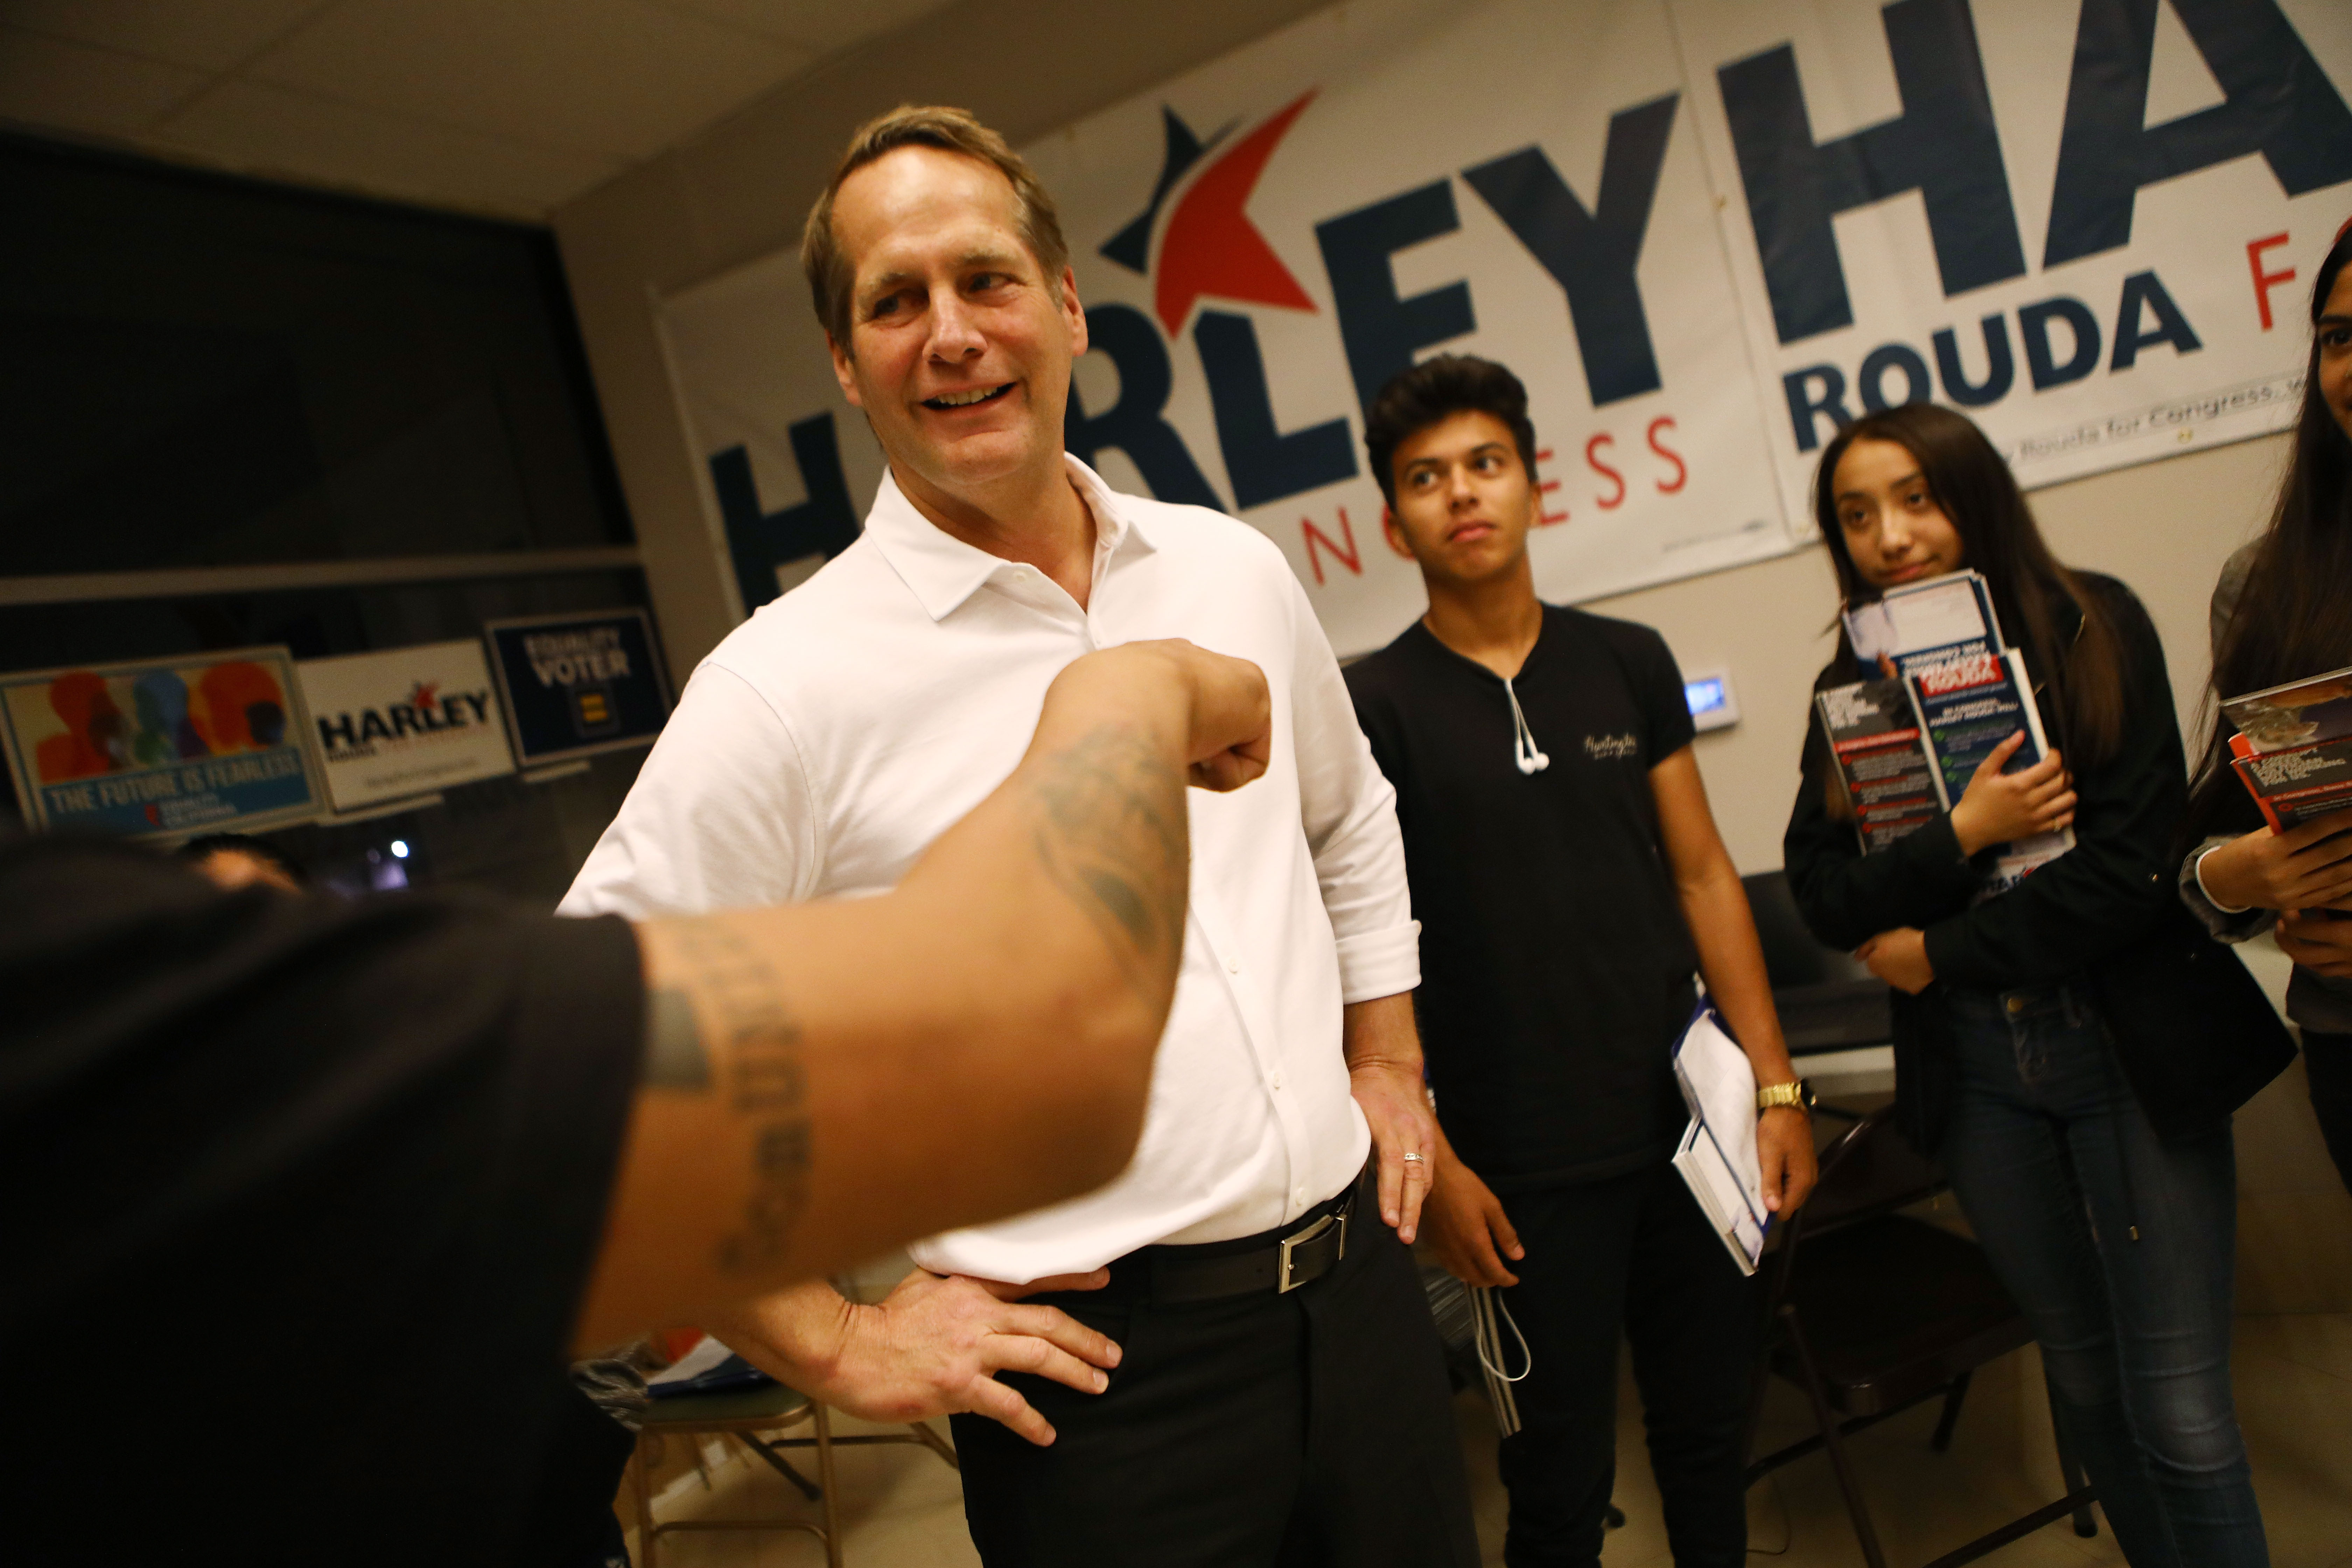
[{"x1": 801, "y1": 105, "x2": 1071, "y2": 348}]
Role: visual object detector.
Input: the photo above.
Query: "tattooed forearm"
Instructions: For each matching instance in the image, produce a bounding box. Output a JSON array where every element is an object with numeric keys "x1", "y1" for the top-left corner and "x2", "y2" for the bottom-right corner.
[
  {"x1": 1027, "y1": 722, "x2": 1190, "y2": 996},
  {"x1": 640, "y1": 988, "x2": 711, "y2": 1090},
  {"x1": 654, "y1": 919, "x2": 814, "y2": 1274}
]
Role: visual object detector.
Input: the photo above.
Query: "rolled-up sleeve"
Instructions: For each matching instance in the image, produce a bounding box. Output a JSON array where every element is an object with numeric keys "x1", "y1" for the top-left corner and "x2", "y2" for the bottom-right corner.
[{"x1": 1282, "y1": 577, "x2": 1419, "y2": 1002}]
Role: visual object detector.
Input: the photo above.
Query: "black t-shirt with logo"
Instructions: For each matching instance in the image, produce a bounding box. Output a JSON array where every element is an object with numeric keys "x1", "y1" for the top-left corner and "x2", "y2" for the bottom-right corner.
[
  {"x1": 1347, "y1": 605, "x2": 1699, "y2": 1191},
  {"x1": 0, "y1": 833, "x2": 646, "y2": 1558}
]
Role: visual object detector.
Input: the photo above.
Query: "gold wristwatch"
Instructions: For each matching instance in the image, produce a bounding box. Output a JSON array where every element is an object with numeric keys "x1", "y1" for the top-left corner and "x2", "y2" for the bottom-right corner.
[{"x1": 1756, "y1": 1079, "x2": 1814, "y2": 1114}]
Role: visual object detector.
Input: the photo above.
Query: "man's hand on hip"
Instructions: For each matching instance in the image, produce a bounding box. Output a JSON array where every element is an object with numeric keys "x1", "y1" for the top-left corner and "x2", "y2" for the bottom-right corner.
[{"x1": 712, "y1": 1269, "x2": 1121, "y2": 1447}]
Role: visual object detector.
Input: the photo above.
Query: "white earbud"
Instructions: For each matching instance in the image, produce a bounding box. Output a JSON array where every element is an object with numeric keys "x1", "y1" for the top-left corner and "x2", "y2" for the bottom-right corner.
[{"x1": 1504, "y1": 677, "x2": 1549, "y2": 775}]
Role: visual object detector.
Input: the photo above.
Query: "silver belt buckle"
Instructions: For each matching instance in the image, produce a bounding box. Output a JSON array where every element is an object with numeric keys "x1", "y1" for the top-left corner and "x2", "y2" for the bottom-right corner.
[{"x1": 1275, "y1": 1209, "x2": 1346, "y2": 1293}]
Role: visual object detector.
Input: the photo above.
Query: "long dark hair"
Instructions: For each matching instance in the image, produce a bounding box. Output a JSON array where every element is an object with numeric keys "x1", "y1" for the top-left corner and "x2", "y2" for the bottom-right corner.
[
  {"x1": 2185, "y1": 224, "x2": 2352, "y2": 840},
  {"x1": 1811, "y1": 404, "x2": 2128, "y2": 778}
]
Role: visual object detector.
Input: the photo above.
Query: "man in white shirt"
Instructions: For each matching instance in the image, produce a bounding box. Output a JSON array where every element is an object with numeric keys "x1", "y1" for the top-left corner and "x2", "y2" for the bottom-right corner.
[{"x1": 562, "y1": 106, "x2": 1477, "y2": 1565}]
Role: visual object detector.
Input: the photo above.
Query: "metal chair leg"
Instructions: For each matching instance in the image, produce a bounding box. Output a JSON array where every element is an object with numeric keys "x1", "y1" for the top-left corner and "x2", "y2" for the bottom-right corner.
[
  {"x1": 906, "y1": 1418, "x2": 961, "y2": 1470},
  {"x1": 630, "y1": 1436, "x2": 659, "y2": 1568},
  {"x1": 814, "y1": 1404, "x2": 845, "y2": 1568},
  {"x1": 1782, "y1": 1304, "x2": 1890, "y2": 1568},
  {"x1": 1930, "y1": 1369, "x2": 1973, "y2": 1453},
  {"x1": 2044, "y1": 1373, "x2": 2098, "y2": 1539},
  {"x1": 736, "y1": 1431, "x2": 822, "y2": 1501}
]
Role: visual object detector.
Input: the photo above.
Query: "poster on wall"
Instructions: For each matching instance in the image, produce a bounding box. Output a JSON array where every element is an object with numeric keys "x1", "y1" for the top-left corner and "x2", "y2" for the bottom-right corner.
[
  {"x1": 296, "y1": 640, "x2": 516, "y2": 813},
  {"x1": 1668, "y1": 0, "x2": 2352, "y2": 529},
  {"x1": 0, "y1": 646, "x2": 324, "y2": 839},
  {"x1": 483, "y1": 610, "x2": 672, "y2": 766},
  {"x1": 660, "y1": 0, "x2": 1798, "y2": 656},
  {"x1": 656, "y1": 0, "x2": 2352, "y2": 650}
]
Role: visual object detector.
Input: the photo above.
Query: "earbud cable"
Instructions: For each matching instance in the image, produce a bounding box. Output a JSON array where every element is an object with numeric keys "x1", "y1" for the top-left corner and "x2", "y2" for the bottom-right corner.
[{"x1": 1504, "y1": 676, "x2": 1549, "y2": 775}]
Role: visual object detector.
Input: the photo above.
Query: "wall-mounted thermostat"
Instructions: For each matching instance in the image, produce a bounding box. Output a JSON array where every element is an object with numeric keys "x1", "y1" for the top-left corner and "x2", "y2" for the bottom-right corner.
[{"x1": 1684, "y1": 669, "x2": 1739, "y2": 733}]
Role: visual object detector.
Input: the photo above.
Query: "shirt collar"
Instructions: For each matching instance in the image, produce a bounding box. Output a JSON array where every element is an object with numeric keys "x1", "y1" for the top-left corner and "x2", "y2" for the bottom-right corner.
[{"x1": 864, "y1": 455, "x2": 1157, "y2": 622}]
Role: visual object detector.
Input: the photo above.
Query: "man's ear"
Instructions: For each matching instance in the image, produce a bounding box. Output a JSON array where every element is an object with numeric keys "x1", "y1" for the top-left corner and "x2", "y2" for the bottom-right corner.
[
  {"x1": 1380, "y1": 505, "x2": 1417, "y2": 561},
  {"x1": 1059, "y1": 265, "x2": 1087, "y2": 355},
  {"x1": 826, "y1": 331, "x2": 864, "y2": 409}
]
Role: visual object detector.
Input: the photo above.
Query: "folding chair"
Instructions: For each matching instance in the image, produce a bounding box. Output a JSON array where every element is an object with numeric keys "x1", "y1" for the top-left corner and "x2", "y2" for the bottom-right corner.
[
  {"x1": 1745, "y1": 1104, "x2": 2098, "y2": 1568},
  {"x1": 627, "y1": 1382, "x2": 959, "y2": 1568}
]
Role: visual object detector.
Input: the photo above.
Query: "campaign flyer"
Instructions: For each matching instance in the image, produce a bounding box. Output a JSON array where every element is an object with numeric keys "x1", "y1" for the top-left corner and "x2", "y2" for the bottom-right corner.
[
  {"x1": 483, "y1": 609, "x2": 672, "y2": 767},
  {"x1": 1905, "y1": 646, "x2": 2048, "y2": 808},
  {"x1": 1815, "y1": 678, "x2": 1941, "y2": 850},
  {"x1": 2217, "y1": 666, "x2": 2352, "y2": 833},
  {"x1": 0, "y1": 646, "x2": 324, "y2": 838},
  {"x1": 297, "y1": 640, "x2": 516, "y2": 813}
]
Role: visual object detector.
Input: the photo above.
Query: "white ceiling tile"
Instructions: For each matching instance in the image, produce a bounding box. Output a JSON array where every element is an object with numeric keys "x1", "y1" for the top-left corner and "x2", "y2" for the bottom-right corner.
[
  {"x1": 0, "y1": 24, "x2": 206, "y2": 135},
  {"x1": 154, "y1": 78, "x2": 624, "y2": 217},
  {"x1": 0, "y1": 0, "x2": 326, "y2": 72},
  {"x1": 243, "y1": 0, "x2": 812, "y2": 160},
  {"x1": 643, "y1": 0, "x2": 952, "y2": 54}
]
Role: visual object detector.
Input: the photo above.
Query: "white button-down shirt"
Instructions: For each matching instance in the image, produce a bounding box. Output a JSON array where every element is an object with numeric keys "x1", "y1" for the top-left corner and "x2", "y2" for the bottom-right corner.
[{"x1": 562, "y1": 457, "x2": 1418, "y2": 1282}]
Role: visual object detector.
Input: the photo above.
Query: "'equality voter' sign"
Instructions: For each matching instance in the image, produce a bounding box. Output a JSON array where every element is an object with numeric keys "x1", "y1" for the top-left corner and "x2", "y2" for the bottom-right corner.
[
  {"x1": 0, "y1": 646, "x2": 325, "y2": 838},
  {"x1": 483, "y1": 610, "x2": 672, "y2": 766},
  {"x1": 658, "y1": 0, "x2": 2352, "y2": 656},
  {"x1": 296, "y1": 640, "x2": 516, "y2": 813}
]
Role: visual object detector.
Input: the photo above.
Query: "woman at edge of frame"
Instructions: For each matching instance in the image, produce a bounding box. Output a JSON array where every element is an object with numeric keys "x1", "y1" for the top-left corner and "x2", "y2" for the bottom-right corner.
[
  {"x1": 2182, "y1": 219, "x2": 2352, "y2": 1196},
  {"x1": 1781, "y1": 401, "x2": 2271, "y2": 1566}
]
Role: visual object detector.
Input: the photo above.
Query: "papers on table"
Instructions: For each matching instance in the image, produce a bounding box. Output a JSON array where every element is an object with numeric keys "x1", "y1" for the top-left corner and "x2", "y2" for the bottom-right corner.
[{"x1": 1671, "y1": 1000, "x2": 1767, "y2": 1276}]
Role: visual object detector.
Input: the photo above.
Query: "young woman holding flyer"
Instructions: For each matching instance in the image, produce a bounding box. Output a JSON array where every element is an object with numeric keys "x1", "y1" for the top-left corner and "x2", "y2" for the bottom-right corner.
[
  {"x1": 1783, "y1": 402, "x2": 2275, "y2": 1566},
  {"x1": 2183, "y1": 222, "x2": 2352, "y2": 1195}
]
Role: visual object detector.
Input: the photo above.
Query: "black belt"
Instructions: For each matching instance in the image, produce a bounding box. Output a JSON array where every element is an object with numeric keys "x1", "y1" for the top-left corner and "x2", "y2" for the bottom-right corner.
[{"x1": 1105, "y1": 1165, "x2": 1364, "y2": 1306}]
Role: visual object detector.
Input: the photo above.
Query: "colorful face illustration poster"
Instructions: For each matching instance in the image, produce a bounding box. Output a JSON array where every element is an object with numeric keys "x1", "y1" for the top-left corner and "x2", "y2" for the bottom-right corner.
[{"x1": 0, "y1": 646, "x2": 325, "y2": 838}]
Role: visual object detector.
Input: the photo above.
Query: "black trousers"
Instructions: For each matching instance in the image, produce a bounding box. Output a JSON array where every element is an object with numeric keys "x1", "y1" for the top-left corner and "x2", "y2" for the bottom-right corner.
[
  {"x1": 1493, "y1": 1161, "x2": 1755, "y2": 1568},
  {"x1": 2303, "y1": 1030, "x2": 2352, "y2": 1196},
  {"x1": 950, "y1": 1168, "x2": 1480, "y2": 1568}
]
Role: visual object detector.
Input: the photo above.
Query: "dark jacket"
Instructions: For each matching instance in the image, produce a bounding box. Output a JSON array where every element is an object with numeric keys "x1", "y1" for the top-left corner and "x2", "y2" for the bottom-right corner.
[{"x1": 1782, "y1": 573, "x2": 2195, "y2": 1151}]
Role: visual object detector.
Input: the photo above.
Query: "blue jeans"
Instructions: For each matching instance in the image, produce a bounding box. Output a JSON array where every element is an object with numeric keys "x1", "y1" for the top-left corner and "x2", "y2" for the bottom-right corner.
[{"x1": 1941, "y1": 982, "x2": 2266, "y2": 1568}]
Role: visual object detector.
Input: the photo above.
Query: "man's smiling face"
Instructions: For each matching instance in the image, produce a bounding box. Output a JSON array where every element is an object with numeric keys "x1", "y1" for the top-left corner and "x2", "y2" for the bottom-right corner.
[{"x1": 826, "y1": 144, "x2": 1087, "y2": 510}]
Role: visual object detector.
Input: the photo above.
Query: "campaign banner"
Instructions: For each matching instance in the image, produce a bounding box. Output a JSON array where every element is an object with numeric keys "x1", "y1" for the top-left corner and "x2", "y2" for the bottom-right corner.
[
  {"x1": 296, "y1": 640, "x2": 516, "y2": 813},
  {"x1": 657, "y1": 0, "x2": 2352, "y2": 651},
  {"x1": 0, "y1": 647, "x2": 324, "y2": 839},
  {"x1": 483, "y1": 610, "x2": 672, "y2": 766},
  {"x1": 1669, "y1": 0, "x2": 2352, "y2": 528},
  {"x1": 660, "y1": 0, "x2": 1797, "y2": 656}
]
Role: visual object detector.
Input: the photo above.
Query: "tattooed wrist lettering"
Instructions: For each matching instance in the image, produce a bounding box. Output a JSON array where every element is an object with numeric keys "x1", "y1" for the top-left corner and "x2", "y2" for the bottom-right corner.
[
  {"x1": 1027, "y1": 722, "x2": 1188, "y2": 997},
  {"x1": 659, "y1": 919, "x2": 814, "y2": 1274}
]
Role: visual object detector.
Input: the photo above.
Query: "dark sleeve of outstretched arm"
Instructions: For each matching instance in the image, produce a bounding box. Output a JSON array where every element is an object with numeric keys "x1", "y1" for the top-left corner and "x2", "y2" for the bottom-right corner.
[
  {"x1": 1782, "y1": 711, "x2": 1984, "y2": 951},
  {"x1": 1918, "y1": 586, "x2": 2184, "y2": 987}
]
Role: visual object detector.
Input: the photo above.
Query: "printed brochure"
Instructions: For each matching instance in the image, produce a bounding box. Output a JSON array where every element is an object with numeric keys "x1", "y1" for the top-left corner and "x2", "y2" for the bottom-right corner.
[
  {"x1": 1821, "y1": 571, "x2": 2073, "y2": 889},
  {"x1": 1671, "y1": 1000, "x2": 1767, "y2": 1276},
  {"x1": 2222, "y1": 665, "x2": 2352, "y2": 831},
  {"x1": 1814, "y1": 678, "x2": 1940, "y2": 849}
]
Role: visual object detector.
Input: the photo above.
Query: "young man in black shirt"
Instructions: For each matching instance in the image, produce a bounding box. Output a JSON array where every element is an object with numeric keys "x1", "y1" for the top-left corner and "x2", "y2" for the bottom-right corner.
[
  {"x1": 1344, "y1": 357, "x2": 1815, "y2": 1568},
  {"x1": 2, "y1": 639, "x2": 1267, "y2": 1561}
]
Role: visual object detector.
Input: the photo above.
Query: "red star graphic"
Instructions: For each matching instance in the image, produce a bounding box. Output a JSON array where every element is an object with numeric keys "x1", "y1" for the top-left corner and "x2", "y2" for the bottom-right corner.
[
  {"x1": 410, "y1": 681, "x2": 439, "y2": 711},
  {"x1": 1154, "y1": 90, "x2": 1320, "y2": 337}
]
